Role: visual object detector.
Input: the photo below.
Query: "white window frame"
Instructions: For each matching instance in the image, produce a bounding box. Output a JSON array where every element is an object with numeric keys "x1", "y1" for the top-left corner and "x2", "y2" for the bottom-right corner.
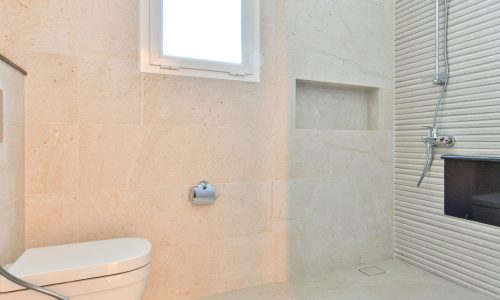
[{"x1": 140, "y1": 0, "x2": 260, "y2": 82}]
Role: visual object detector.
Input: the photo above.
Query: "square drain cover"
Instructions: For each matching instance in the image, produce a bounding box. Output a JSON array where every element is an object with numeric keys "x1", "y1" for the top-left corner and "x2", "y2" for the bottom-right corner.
[{"x1": 358, "y1": 266, "x2": 386, "y2": 276}]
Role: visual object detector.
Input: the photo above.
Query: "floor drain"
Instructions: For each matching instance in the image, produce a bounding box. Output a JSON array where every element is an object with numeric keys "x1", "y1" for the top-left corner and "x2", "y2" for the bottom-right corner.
[{"x1": 358, "y1": 266, "x2": 386, "y2": 276}]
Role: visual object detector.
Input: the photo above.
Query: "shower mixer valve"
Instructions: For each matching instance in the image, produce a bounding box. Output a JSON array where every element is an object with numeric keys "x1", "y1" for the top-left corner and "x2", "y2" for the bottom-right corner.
[
  {"x1": 421, "y1": 126, "x2": 455, "y2": 147},
  {"x1": 417, "y1": 126, "x2": 455, "y2": 187}
]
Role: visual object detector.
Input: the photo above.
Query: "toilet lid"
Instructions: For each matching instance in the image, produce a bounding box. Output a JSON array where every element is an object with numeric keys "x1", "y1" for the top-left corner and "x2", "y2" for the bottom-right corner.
[{"x1": 0, "y1": 238, "x2": 151, "y2": 293}]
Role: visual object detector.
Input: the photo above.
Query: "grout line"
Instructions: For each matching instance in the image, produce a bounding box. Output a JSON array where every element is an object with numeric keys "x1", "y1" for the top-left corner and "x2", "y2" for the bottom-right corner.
[
  {"x1": 140, "y1": 73, "x2": 145, "y2": 127},
  {"x1": 76, "y1": 55, "x2": 81, "y2": 243},
  {"x1": 24, "y1": 179, "x2": 276, "y2": 195}
]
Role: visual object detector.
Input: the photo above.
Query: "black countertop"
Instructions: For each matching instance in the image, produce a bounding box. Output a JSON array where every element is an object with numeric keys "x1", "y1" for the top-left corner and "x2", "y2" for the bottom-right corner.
[{"x1": 442, "y1": 154, "x2": 500, "y2": 162}]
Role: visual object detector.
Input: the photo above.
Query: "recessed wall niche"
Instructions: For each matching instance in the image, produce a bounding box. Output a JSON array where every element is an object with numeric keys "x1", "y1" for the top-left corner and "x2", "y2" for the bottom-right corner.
[
  {"x1": 295, "y1": 79, "x2": 381, "y2": 130},
  {"x1": 443, "y1": 155, "x2": 500, "y2": 227}
]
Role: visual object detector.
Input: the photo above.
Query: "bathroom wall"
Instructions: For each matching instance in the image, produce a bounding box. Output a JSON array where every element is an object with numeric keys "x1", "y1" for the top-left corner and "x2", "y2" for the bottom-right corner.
[
  {"x1": 0, "y1": 59, "x2": 25, "y2": 265},
  {"x1": 395, "y1": 0, "x2": 500, "y2": 298},
  {"x1": 0, "y1": 1, "x2": 276, "y2": 298},
  {"x1": 0, "y1": 0, "x2": 394, "y2": 298},
  {"x1": 273, "y1": 0, "x2": 395, "y2": 280}
]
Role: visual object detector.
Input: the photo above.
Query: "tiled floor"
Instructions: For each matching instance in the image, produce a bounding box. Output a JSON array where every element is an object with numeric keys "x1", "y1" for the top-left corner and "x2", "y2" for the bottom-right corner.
[{"x1": 201, "y1": 259, "x2": 492, "y2": 300}]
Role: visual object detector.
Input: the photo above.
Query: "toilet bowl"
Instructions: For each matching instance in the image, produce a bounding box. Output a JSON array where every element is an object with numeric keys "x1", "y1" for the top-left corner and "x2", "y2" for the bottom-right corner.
[{"x1": 0, "y1": 238, "x2": 151, "y2": 300}]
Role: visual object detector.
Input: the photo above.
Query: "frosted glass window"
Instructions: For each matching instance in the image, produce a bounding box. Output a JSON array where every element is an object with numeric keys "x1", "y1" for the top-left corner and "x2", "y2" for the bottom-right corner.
[{"x1": 162, "y1": 0, "x2": 243, "y2": 64}]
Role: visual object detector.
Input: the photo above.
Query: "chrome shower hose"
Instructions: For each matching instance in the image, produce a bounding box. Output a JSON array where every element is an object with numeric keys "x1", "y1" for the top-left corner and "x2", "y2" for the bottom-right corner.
[{"x1": 0, "y1": 266, "x2": 69, "y2": 300}]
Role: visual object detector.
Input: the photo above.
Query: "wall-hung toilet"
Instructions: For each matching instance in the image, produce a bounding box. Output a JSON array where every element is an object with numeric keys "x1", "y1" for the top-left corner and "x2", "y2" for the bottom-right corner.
[{"x1": 0, "y1": 238, "x2": 151, "y2": 300}]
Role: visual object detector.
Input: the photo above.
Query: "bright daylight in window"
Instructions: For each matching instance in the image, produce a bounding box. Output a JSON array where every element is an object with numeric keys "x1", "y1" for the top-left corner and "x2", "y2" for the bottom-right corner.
[{"x1": 140, "y1": 0, "x2": 260, "y2": 81}]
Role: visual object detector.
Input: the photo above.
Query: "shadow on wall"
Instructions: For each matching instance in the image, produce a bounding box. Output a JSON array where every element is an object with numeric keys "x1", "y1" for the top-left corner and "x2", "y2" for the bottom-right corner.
[
  {"x1": 274, "y1": 80, "x2": 394, "y2": 281},
  {"x1": 272, "y1": 0, "x2": 395, "y2": 283}
]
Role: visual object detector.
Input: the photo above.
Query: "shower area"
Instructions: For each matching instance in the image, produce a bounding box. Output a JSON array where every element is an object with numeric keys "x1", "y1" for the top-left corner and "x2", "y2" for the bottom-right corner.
[
  {"x1": 394, "y1": 0, "x2": 500, "y2": 298},
  {"x1": 0, "y1": 0, "x2": 499, "y2": 299}
]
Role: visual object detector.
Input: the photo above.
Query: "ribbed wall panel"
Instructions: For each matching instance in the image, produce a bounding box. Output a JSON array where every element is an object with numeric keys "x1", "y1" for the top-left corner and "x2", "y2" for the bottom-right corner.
[{"x1": 395, "y1": 0, "x2": 500, "y2": 298}]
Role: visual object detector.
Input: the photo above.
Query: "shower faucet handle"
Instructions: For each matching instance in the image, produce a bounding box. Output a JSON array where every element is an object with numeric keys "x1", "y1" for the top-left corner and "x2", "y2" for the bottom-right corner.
[
  {"x1": 421, "y1": 126, "x2": 438, "y2": 144},
  {"x1": 420, "y1": 126, "x2": 455, "y2": 147},
  {"x1": 439, "y1": 135, "x2": 455, "y2": 146}
]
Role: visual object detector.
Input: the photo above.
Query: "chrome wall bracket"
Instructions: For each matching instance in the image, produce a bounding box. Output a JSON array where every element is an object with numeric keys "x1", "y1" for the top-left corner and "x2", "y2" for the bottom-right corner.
[
  {"x1": 433, "y1": 0, "x2": 448, "y2": 87},
  {"x1": 433, "y1": 74, "x2": 448, "y2": 86}
]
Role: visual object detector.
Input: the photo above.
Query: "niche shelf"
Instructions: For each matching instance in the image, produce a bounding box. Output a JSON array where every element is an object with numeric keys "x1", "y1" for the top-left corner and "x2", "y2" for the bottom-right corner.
[{"x1": 295, "y1": 79, "x2": 388, "y2": 130}]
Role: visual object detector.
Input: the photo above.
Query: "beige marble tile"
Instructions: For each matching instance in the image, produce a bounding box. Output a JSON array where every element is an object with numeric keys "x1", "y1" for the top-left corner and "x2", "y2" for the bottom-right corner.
[
  {"x1": 288, "y1": 36, "x2": 393, "y2": 89},
  {"x1": 0, "y1": 199, "x2": 25, "y2": 265},
  {"x1": 24, "y1": 53, "x2": 78, "y2": 124},
  {"x1": 273, "y1": 175, "x2": 393, "y2": 279},
  {"x1": 77, "y1": 57, "x2": 142, "y2": 125},
  {"x1": 146, "y1": 234, "x2": 275, "y2": 300},
  {"x1": 77, "y1": 188, "x2": 170, "y2": 244},
  {"x1": 78, "y1": 125, "x2": 275, "y2": 191},
  {"x1": 276, "y1": 217, "x2": 393, "y2": 280},
  {"x1": 78, "y1": 125, "x2": 143, "y2": 192},
  {"x1": 283, "y1": 0, "x2": 394, "y2": 89},
  {"x1": 276, "y1": 130, "x2": 393, "y2": 180},
  {"x1": 295, "y1": 81, "x2": 375, "y2": 130},
  {"x1": 0, "y1": 51, "x2": 77, "y2": 128},
  {"x1": 128, "y1": 126, "x2": 275, "y2": 188},
  {"x1": 142, "y1": 74, "x2": 275, "y2": 129},
  {"x1": 284, "y1": 0, "x2": 394, "y2": 45},
  {"x1": 132, "y1": 238, "x2": 170, "y2": 300},
  {"x1": 164, "y1": 181, "x2": 273, "y2": 245},
  {"x1": 77, "y1": 0, "x2": 139, "y2": 60},
  {"x1": 78, "y1": 181, "x2": 273, "y2": 245},
  {"x1": 0, "y1": 0, "x2": 79, "y2": 56},
  {"x1": 26, "y1": 124, "x2": 78, "y2": 194},
  {"x1": 25, "y1": 193, "x2": 79, "y2": 248},
  {"x1": 273, "y1": 175, "x2": 394, "y2": 223}
]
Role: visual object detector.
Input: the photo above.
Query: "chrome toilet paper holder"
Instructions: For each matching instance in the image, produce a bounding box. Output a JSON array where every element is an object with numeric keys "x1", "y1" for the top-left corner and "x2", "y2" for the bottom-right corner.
[{"x1": 190, "y1": 180, "x2": 216, "y2": 206}]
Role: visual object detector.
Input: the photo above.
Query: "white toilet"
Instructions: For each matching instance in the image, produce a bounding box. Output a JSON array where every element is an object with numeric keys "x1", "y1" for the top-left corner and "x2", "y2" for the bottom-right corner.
[{"x1": 0, "y1": 238, "x2": 151, "y2": 300}]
